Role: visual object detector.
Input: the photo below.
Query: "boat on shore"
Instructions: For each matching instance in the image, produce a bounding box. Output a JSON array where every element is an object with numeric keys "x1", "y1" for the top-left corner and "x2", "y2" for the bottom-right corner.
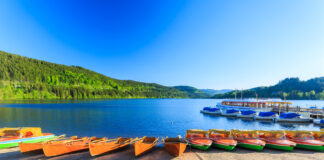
[
  {"x1": 185, "y1": 129, "x2": 212, "y2": 151},
  {"x1": 89, "y1": 137, "x2": 134, "y2": 156},
  {"x1": 209, "y1": 129, "x2": 237, "y2": 151},
  {"x1": 255, "y1": 112, "x2": 277, "y2": 121},
  {"x1": 286, "y1": 131, "x2": 324, "y2": 151},
  {"x1": 43, "y1": 137, "x2": 102, "y2": 157},
  {"x1": 19, "y1": 135, "x2": 66, "y2": 153},
  {"x1": 0, "y1": 127, "x2": 56, "y2": 149},
  {"x1": 231, "y1": 130, "x2": 265, "y2": 151},
  {"x1": 221, "y1": 109, "x2": 240, "y2": 117},
  {"x1": 162, "y1": 136, "x2": 187, "y2": 157},
  {"x1": 200, "y1": 107, "x2": 221, "y2": 115},
  {"x1": 237, "y1": 110, "x2": 257, "y2": 119},
  {"x1": 276, "y1": 113, "x2": 311, "y2": 123},
  {"x1": 134, "y1": 137, "x2": 158, "y2": 156},
  {"x1": 259, "y1": 130, "x2": 295, "y2": 151}
]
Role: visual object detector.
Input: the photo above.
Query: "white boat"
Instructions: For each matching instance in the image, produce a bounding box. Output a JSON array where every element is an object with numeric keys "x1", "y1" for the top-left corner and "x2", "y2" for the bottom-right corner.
[
  {"x1": 276, "y1": 112, "x2": 312, "y2": 123},
  {"x1": 200, "y1": 107, "x2": 221, "y2": 115},
  {"x1": 313, "y1": 119, "x2": 324, "y2": 126},
  {"x1": 221, "y1": 109, "x2": 240, "y2": 117},
  {"x1": 237, "y1": 110, "x2": 257, "y2": 119},
  {"x1": 255, "y1": 112, "x2": 277, "y2": 121}
]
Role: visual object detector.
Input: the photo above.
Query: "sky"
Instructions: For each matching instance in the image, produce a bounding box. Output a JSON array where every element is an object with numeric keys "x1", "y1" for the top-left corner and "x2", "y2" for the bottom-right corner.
[{"x1": 0, "y1": 0, "x2": 324, "y2": 89}]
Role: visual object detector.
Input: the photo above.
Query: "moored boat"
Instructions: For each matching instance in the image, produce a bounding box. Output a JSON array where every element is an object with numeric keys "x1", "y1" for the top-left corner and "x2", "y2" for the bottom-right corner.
[
  {"x1": 89, "y1": 137, "x2": 134, "y2": 156},
  {"x1": 43, "y1": 137, "x2": 102, "y2": 157},
  {"x1": 221, "y1": 109, "x2": 240, "y2": 117},
  {"x1": 255, "y1": 112, "x2": 277, "y2": 121},
  {"x1": 0, "y1": 127, "x2": 56, "y2": 149},
  {"x1": 276, "y1": 113, "x2": 311, "y2": 123},
  {"x1": 163, "y1": 136, "x2": 187, "y2": 157},
  {"x1": 259, "y1": 130, "x2": 295, "y2": 151},
  {"x1": 231, "y1": 130, "x2": 265, "y2": 151},
  {"x1": 237, "y1": 110, "x2": 257, "y2": 119},
  {"x1": 209, "y1": 129, "x2": 237, "y2": 151},
  {"x1": 134, "y1": 137, "x2": 158, "y2": 156},
  {"x1": 19, "y1": 135, "x2": 66, "y2": 153},
  {"x1": 185, "y1": 129, "x2": 212, "y2": 151},
  {"x1": 286, "y1": 131, "x2": 324, "y2": 151},
  {"x1": 313, "y1": 119, "x2": 324, "y2": 126},
  {"x1": 200, "y1": 107, "x2": 221, "y2": 115}
]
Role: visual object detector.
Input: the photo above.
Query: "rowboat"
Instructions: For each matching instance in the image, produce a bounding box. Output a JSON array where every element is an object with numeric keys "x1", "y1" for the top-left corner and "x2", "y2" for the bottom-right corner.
[
  {"x1": 276, "y1": 113, "x2": 311, "y2": 123},
  {"x1": 286, "y1": 131, "x2": 324, "y2": 151},
  {"x1": 209, "y1": 129, "x2": 237, "y2": 151},
  {"x1": 255, "y1": 112, "x2": 277, "y2": 121},
  {"x1": 162, "y1": 136, "x2": 187, "y2": 157},
  {"x1": 43, "y1": 137, "x2": 103, "y2": 157},
  {"x1": 221, "y1": 109, "x2": 240, "y2": 117},
  {"x1": 259, "y1": 130, "x2": 295, "y2": 151},
  {"x1": 185, "y1": 129, "x2": 212, "y2": 151},
  {"x1": 312, "y1": 131, "x2": 324, "y2": 142},
  {"x1": 237, "y1": 110, "x2": 257, "y2": 119},
  {"x1": 134, "y1": 137, "x2": 158, "y2": 156},
  {"x1": 0, "y1": 127, "x2": 56, "y2": 149},
  {"x1": 231, "y1": 130, "x2": 265, "y2": 151},
  {"x1": 89, "y1": 137, "x2": 134, "y2": 156},
  {"x1": 200, "y1": 107, "x2": 221, "y2": 115},
  {"x1": 19, "y1": 135, "x2": 66, "y2": 153}
]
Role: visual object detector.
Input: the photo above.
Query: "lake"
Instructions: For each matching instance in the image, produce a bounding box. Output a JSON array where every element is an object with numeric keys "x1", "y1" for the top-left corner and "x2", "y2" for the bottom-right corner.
[{"x1": 0, "y1": 99, "x2": 323, "y2": 138}]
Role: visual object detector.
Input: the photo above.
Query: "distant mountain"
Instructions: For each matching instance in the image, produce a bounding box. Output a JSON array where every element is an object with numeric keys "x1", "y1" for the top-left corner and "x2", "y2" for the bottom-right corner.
[
  {"x1": 212, "y1": 77, "x2": 324, "y2": 100},
  {"x1": 173, "y1": 86, "x2": 211, "y2": 98},
  {"x1": 0, "y1": 51, "x2": 191, "y2": 99},
  {"x1": 200, "y1": 89, "x2": 233, "y2": 96}
]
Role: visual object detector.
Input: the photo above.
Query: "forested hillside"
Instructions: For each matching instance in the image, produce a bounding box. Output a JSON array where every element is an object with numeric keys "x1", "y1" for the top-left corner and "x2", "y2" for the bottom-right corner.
[
  {"x1": 213, "y1": 77, "x2": 324, "y2": 100},
  {"x1": 0, "y1": 51, "x2": 189, "y2": 99},
  {"x1": 173, "y1": 86, "x2": 210, "y2": 98}
]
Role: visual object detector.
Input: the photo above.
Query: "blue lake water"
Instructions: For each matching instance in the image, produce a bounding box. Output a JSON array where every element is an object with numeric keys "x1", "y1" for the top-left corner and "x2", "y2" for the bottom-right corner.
[{"x1": 0, "y1": 99, "x2": 323, "y2": 138}]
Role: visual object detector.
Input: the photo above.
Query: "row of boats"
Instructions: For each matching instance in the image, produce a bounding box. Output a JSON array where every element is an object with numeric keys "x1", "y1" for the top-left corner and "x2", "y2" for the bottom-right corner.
[
  {"x1": 201, "y1": 106, "x2": 324, "y2": 125},
  {"x1": 1, "y1": 127, "x2": 324, "y2": 158}
]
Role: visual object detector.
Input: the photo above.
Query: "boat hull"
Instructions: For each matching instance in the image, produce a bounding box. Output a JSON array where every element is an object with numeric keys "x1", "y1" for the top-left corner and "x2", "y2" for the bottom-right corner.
[
  {"x1": 237, "y1": 115, "x2": 255, "y2": 119},
  {"x1": 265, "y1": 143, "x2": 294, "y2": 151},
  {"x1": 212, "y1": 143, "x2": 235, "y2": 151},
  {"x1": 89, "y1": 141, "x2": 129, "y2": 156},
  {"x1": 221, "y1": 113, "x2": 239, "y2": 117},
  {"x1": 0, "y1": 134, "x2": 55, "y2": 149},
  {"x1": 295, "y1": 143, "x2": 324, "y2": 151},
  {"x1": 276, "y1": 118, "x2": 311, "y2": 123},
  {"x1": 43, "y1": 141, "x2": 89, "y2": 157},
  {"x1": 237, "y1": 142, "x2": 264, "y2": 151},
  {"x1": 255, "y1": 117, "x2": 275, "y2": 121},
  {"x1": 200, "y1": 110, "x2": 221, "y2": 115},
  {"x1": 164, "y1": 142, "x2": 187, "y2": 157},
  {"x1": 190, "y1": 143, "x2": 211, "y2": 151},
  {"x1": 134, "y1": 141, "x2": 156, "y2": 156}
]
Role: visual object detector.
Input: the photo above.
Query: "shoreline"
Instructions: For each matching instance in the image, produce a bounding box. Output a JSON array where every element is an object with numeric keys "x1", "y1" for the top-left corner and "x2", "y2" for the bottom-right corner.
[{"x1": 1, "y1": 146, "x2": 323, "y2": 160}]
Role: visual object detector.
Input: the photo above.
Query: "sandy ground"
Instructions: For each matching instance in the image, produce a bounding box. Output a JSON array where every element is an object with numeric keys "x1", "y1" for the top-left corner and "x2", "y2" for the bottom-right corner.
[{"x1": 0, "y1": 146, "x2": 324, "y2": 160}]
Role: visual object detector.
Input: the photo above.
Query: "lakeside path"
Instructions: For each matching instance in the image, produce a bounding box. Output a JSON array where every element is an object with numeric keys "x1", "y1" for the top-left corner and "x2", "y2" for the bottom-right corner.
[{"x1": 1, "y1": 146, "x2": 324, "y2": 160}]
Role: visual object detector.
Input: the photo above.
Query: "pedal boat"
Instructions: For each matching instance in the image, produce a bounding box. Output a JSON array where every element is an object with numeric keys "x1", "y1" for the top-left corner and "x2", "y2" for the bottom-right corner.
[
  {"x1": 231, "y1": 130, "x2": 265, "y2": 151},
  {"x1": 237, "y1": 110, "x2": 257, "y2": 119},
  {"x1": 259, "y1": 130, "x2": 295, "y2": 151},
  {"x1": 276, "y1": 113, "x2": 311, "y2": 123},
  {"x1": 133, "y1": 137, "x2": 158, "y2": 156},
  {"x1": 163, "y1": 136, "x2": 187, "y2": 157},
  {"x1": 0, "y1": 127, "x2": 55, "y2": 149},
  {"x1": 221, "y1": 109, "x2": 240, "y2": 117},
  {"x1": 200, "y1": 107, "x2": 221, "y2": 115},
  {"x1": 89, "y1": 137, "x2": 134, "y2": 156},
  {"x1": 286, "y1": 131, "x2": 324, "y2": 151},
  {"x1": 43, "y1": 137, "x2": 103, "y2": 157},
  {"x1": 209, "y1": 129, "x2": 237, "y2": 151},
  {"x1": 255, "y1": 112, "x2": 277, "y2": 121},
  {"x1": 185, "y1": 129, "x2": 212, "y2": 151},
  {"x1": 19, "y1": 135, "x2": 66, "y2": 153},
  {"x1": 312, "y1": 131, "x2": 324, "y2": 142}
]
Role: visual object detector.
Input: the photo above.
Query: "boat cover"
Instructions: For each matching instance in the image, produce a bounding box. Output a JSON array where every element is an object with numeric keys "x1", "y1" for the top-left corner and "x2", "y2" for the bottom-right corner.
[
  {"x1": 258, "y1": 112, "x2": 276, "y2": 117},
  {"x1": 320, "y1": 119, "x2": 324, "y2": 124},
  {"x1": 209, "y1": 108, "x2": 220, "y2": 112},
  {"x1": 203, "y1": 107, "x2": 211, "y2": 111},
  {"x1": 226, "y1": 109, "x2": 239, "y2": 114},
  {"x1": 279, "y1": 113, "x2": 300, "y2": 119},
  {"x1": 241, "y1": 110, "x2": 256, "y2": 115}
]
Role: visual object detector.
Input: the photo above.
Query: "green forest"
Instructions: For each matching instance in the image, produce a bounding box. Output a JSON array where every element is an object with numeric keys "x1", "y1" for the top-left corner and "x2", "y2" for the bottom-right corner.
[
  {"x1": 0, "y1": 51, "x2": 190, "y2": 100},
  {"x1": 213, "y1": 77, "x2": 324, "y2": 100}
]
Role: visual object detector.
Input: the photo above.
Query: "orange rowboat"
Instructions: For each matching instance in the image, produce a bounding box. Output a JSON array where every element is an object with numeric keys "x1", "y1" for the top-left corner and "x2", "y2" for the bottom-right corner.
[
  {"x1": 134, "y1": 137, "x2": 158, "y2": 157},
  {"x1": 89, "y1": 137, "x2": 134, "y2": 156},
  {"x1": 43, "y1": 137, "x2": 103, "y2": 157},
  {"x1": 162, "y1": 136, "x2": 187, "y2": 157},
  {"x1": 19, "y1": 135, "x2": 67, "y2": 153}
]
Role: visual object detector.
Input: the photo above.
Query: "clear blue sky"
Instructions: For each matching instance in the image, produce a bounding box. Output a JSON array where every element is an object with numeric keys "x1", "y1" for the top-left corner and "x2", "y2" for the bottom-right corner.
[{"x1": 0, "y1": 0, "x2": 323, "y2": 89}]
